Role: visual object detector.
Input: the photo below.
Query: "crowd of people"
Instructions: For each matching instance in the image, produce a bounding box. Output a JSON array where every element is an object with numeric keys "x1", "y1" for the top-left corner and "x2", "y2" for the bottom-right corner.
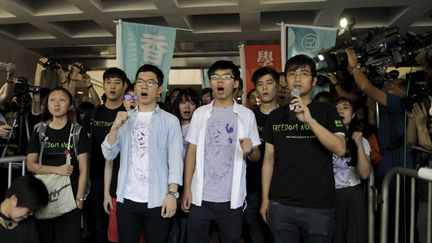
[{"x1": 0, "y1": 47, "x2": 431, "y2": 243}]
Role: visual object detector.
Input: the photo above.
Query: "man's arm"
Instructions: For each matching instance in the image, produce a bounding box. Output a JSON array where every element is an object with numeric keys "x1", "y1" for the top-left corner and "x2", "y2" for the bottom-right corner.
[
  {"x1": 32, "y1": 58, "x2": 47, "y2": 115},
  {"x1": 0, "y1": 73, "x2": 14, "y2": 104},
  {"x1": 346, "y1": 48, "x2": 388, "y2": 106},
  {"x1": 103, "y1": 160, "x2": 113, "y2": 214},
  {"x1": 181, "y1": 143, "x2": 196, "y2": 213},
  {"x1": 83, "y1": 73, "x2": 101, "y2": 106},
  {"x1": 260, "y1": 142, "x2": 274, "y2": 223},
  {"x1": 292, "y1": 97, "x2": 346, "y2": 156}
]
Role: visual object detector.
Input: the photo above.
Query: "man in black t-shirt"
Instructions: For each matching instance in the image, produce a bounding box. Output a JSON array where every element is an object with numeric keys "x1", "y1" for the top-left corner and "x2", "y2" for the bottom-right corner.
[
  {"x1": 81, "y1": 67, "x2": 128, "y2": 243},
  {"x1": 260, "y1": 55, "x2": 346, "y2": 243},
  {"x1": 244, "y1": 67, "x2": 280, "y2": 243}
]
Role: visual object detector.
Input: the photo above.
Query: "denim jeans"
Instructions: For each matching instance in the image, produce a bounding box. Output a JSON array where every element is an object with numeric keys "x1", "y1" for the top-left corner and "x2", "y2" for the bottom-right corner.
[
  {"x1": 244, "y1": 194, "x2": 272, "y2": 243},
  {"x1": 268, "y1": 201, "x2": 334, "y2": 243}
]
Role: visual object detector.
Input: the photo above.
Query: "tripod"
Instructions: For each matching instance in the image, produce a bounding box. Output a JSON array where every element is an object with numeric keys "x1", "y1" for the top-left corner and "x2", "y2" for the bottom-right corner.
[{"x1": 1, "y1": 97, "x2": 31, "y2": 157}]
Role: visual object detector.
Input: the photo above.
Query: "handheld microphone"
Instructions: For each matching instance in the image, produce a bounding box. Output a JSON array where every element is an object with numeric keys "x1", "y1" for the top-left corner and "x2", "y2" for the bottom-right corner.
[{"x1": 289, "y1": 87, "x2": 300, "y2": 111}]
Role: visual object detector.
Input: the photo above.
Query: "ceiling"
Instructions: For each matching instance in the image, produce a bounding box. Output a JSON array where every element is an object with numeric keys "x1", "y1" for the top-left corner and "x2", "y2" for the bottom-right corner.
[{"x1": 0, "y1": 0, "x2": 431, "y2": 68}]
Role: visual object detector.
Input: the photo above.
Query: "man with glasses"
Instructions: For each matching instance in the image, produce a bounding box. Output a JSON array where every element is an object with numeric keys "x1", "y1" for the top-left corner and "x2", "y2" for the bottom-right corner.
[
  {"x1": 81, "y1": 67, "x2": 128, "y2": 243},
  {"x1": 261, "y1": 54, "x2": 346, "y2": 243},
  {"x1": 182, "y1": 60, "x2": 261, "y2": 242},
  {"x1": 102, "y1": 64, "x2": 183, "y2": 243}
]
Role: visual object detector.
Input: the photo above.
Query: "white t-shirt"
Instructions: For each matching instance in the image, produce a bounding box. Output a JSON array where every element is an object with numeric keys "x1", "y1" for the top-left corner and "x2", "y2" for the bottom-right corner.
[
  {"x1": 124, "y1": 111, "x2": 153, "y2": 202},
  {"x1": 333, "y1": 137, "x2": 371, "y2": 189}
]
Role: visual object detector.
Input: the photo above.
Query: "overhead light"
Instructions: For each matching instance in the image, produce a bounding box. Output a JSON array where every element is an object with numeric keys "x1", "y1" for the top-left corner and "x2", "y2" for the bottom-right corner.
[
  {"x1": 77, "y1": 91, "x2": 84, "y2": 95},
  {"x1": 339, "y1": 17, "x2": 355, "y2": 29},
  {"x1": 340, "y1": 18, "x2": 348, "y2": 29},
  {"x1": 318, "y1": 54, "x2": 325, "y2": 61}
]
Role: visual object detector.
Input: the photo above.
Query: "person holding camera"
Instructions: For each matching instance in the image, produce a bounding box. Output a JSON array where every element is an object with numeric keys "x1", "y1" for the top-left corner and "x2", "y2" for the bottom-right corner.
[{"x1": 346, "y1": 48, "x2": 414, "y2": 242}]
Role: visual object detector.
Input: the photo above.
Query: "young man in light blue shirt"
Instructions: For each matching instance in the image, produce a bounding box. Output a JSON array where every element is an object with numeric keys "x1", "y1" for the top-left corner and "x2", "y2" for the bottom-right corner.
[{"x1": 101, "y1": 64, "x2": 183, "y2": 243}]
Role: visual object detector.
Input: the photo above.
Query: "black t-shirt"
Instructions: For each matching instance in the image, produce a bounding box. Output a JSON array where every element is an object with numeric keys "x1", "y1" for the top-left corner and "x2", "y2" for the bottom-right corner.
[
  {"x1": 0, "y1": 218, "x2": 39, "y2": 243},
  {"x1": 82, "y1": 105, "x2": 124, "y2": 196},
  {"x1": 262, "y1": 100, "x2": 346, "y2": 208},
  {"x1": 246, "y1": 107, "x2": 268, "y2": 195},
  {"x1": 26, "y1": 121, "x2": 90, "y2": 194}
]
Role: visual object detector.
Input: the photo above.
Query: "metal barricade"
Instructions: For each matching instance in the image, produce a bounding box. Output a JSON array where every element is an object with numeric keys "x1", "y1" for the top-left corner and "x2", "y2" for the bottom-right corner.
[
  {"x1": 369, "y1": 171, "x2": 376, "y2": 243},
  {"x1": 380, "y1": 167, "x2": 432, "y2": 243},
  {"x1": 0, "y1": 155, "x2": 26, "y2": 188}
]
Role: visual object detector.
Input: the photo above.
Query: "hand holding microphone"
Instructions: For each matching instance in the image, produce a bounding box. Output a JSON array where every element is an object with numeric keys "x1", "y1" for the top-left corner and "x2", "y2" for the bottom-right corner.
[{"x1": 289, "y1": 87, "x2": 301, "y2": 111}]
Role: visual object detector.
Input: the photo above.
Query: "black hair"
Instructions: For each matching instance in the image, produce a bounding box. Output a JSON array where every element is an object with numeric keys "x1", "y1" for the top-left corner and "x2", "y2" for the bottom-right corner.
[
  {"x1": 207, "y1": 60, "x2": 240, "y2": 80},
  {"x1": 247, "y1": 89, "x2": 257, "y2": 100},
  {"x1": 77, "y1": 101, "x2": 95, "y2": 123},
  {"x1": 103, "y1": 67, "x2": 128, "y2": 84},
  {"x1": 334, "y1": 96, "x2": 363, "y2": 166},
  {"x1": 135, "y1": 64, "x2": 164, "y2": 86},
  {"x1": 252, "y1": 67, "x2": 280, "y2": 85},
  {"x1": 41, "y1": 87, "x2": 76, "y2": 122},
  {"x1": 313, "y1": 91, "x2": 335, "y2": 104},
  {"x1": 284, "y1": 54, "x2": 317, "y2": 78},
  {"x1": 172, "y1": 88, "x2": 201, "y2": 123},
  {"x1": 5, "y1": 175, "x2": 48, "y2": 211},
  {"x1": 124, "y1": 83, "x2": 135, "y2": 95}
]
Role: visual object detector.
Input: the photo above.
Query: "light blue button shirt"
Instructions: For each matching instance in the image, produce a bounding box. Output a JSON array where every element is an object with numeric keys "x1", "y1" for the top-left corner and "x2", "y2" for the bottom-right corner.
[{"x1": 101, "y1": 106, "x2": 183, "y2": 208}]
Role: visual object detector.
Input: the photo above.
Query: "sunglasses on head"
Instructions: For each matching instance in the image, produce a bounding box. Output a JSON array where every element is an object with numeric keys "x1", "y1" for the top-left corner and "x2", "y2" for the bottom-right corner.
[{"x1": 124, "y1": 94, "x2": 138, "y2": 101}]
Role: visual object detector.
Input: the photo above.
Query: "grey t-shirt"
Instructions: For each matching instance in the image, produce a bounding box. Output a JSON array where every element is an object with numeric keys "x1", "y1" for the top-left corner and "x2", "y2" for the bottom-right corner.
[{"x1": 202, "y1": 106, "x2": 238, "y2": 202}]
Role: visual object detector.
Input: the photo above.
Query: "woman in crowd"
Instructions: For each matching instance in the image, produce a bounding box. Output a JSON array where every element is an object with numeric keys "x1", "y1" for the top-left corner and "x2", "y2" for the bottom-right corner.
[
  {"x1": 333, "y1": 96, "x2": 371, "y2": 243},
  {"x1": 170, "y1": 88, "x2": 200, "y2": 243},
  {"x1": 26, "y1": 87, "x2": 89, "y2": 243}
]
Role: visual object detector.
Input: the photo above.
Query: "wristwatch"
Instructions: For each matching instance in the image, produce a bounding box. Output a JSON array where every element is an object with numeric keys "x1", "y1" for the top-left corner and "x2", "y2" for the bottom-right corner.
[{"x1": 167, "y1": 191, "x2": 179, "y2": 199}]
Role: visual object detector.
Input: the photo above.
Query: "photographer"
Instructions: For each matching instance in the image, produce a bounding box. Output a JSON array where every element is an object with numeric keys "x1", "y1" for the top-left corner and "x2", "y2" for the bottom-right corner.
[
  {"x1": 347, "y1": 47, "x2": 414, "y2": 242},
  {"x1": 346, "y1": 48, "x2": 414, "y2": 176}
]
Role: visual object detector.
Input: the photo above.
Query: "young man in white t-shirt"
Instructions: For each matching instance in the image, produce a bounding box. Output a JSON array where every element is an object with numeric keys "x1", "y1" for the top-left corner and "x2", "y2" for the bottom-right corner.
[
  {"x1": 102, "y1": 64, "x2": 183, "y2": 243},
  {"x1": 182, "y1": 60, "x2": 261, "y2": 242}
]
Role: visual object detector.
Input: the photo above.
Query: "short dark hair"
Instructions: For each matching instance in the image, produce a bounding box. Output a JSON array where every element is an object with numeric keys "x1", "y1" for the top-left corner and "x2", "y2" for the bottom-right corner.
[
  {"x1": 135, "y1": 64, "x2": 164, "y2": 86},
  {"x1": 284, "y1": 54, "x2": 317, "y2": 78},
  {"x1": 334, "y1": 96, "x2": 354, "y2": 108},
  {"x1": 252, "y1": 67, "x2": 280, "y2": 85},
  {"x1": 247, "y1": 89, "x2": 256, "y2": 100},
  {"x1": 103, "y1": 67, "x2": 128, "y2": 84},
  {"x1": 207, "y1": 60, "x2": 240, "y2": 80},
  {"x1": 5, "y1": 175, "x2": 48, "y2": 211}
]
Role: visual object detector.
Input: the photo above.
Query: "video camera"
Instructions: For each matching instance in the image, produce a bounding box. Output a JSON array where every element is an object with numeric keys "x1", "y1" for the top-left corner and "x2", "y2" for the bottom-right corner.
[
  {"x1": 38, "y1": 59, "x2": 61, "y2": 70},
  {"x1": 316, "y1": 27, "x2": 432, "y2": 88},
  {"x1": 71, "y1": 63, "x2": 88, "y2": 74},
  {"x1": 12, "y1": 76, "x2": 40, "y2": 96}
]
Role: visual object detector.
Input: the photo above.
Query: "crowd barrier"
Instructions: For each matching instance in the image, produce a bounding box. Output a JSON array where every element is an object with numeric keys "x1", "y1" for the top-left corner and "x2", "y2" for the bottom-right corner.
[
  {"x1": 380, "y1": 167, "x2": 432, "y2": 243},
  {"x1": 0, "y1": 155, "x2": 26, "y2": 187}
]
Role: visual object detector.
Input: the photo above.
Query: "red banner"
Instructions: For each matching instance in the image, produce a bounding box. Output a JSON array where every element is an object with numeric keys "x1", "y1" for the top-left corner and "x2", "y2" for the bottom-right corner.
[{"x1": 243, "y1": 45, "x2": 281, "y2": 93}]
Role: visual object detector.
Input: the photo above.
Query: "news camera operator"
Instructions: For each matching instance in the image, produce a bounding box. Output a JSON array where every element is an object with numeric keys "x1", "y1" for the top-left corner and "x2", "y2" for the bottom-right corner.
[
  {"x1": 346, "y1": 47, "x2": 415, "y2": 242},
  {"x1": 406, "y1": 49, "x2": 432, "y2": 243}
]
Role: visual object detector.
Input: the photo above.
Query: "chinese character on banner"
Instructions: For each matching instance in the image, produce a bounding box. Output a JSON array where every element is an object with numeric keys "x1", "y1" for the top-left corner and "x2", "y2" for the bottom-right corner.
[
  {"x1": 257, "y1": 50, "x2": 274, "y2": 67},
  {"x1": 140, "y1": 33, "x2": 168, "y2": 66},
  {"x1": 241, "y1": 45, "x2": 281, "y2": 94}
]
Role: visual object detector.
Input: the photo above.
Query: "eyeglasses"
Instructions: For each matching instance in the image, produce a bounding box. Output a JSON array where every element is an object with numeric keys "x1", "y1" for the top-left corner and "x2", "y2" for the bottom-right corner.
[
  {"x1": 124, "y1": 94, "x2": 138, "y2": 101},
  {"x1": 209, "y1": 74, "x2": 234, "y2": 81},
  {"x1": 135, "y1": 79, "x2": 159, "y2": 87},
  {"x1": 286, "y1": 71, "x2": 312, "y2": 81}
]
